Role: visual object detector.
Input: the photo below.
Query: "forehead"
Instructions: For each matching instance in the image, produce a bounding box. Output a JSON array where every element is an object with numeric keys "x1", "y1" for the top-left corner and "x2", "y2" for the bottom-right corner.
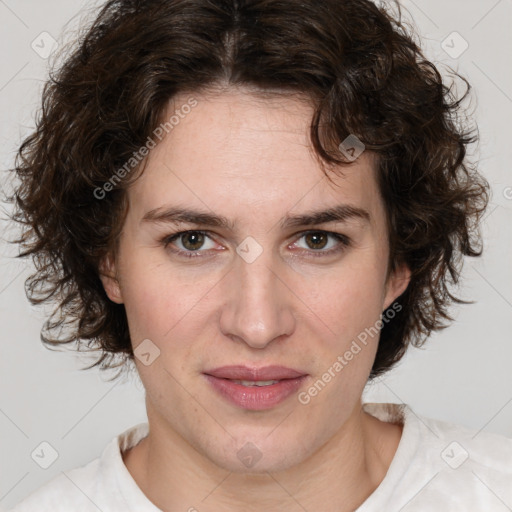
[{"x1": 126, "y1": 88, "x2": 383, "y2": 228}]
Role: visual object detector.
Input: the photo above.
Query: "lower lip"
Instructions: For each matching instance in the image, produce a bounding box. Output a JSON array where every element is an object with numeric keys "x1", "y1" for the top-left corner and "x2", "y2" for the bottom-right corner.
[{"x1": 203, "y1": 375, "x2": 308, "y2": 410}]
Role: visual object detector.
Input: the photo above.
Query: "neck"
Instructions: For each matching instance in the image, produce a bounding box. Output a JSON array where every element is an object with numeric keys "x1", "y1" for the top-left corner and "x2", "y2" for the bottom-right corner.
[{"x1": 123, "y1": 401, "x2": 402, "y2": 512}]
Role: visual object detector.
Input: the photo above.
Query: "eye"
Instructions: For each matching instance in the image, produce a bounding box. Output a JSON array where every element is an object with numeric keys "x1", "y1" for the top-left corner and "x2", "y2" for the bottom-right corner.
[
  {"x1": 161, "y1": 230, "x2": 218, "y2": 258},
  {"x1": 161, "y1": 229, "x2": 351, "y2": 259},
  {"x1": 291, "y1": 230, "x2": 351, "y2": 257}
]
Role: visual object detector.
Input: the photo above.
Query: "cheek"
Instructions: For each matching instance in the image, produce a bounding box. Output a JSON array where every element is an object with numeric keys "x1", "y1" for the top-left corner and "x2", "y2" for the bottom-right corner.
[
  {"x1": 300, "y1": 265, "x2": 386, "y2": 405},
  {"x1": 303, "y1": 257, "x2": 388, "y2": 345},
  {"x1": 118, "y1": 250, "x2": 221, "y2": 349}
]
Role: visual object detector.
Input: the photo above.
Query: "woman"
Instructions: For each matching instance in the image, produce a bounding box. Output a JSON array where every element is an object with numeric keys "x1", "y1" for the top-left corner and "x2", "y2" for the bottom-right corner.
[{"x1": 8, "y1": 0, "x2": 511, "y2": 510}]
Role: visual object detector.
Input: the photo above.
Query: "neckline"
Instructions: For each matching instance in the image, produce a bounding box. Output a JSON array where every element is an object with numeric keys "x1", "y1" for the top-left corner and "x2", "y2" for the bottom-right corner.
[{"x1": 356, "y1": 402, "x2": 418, "y2": 509}]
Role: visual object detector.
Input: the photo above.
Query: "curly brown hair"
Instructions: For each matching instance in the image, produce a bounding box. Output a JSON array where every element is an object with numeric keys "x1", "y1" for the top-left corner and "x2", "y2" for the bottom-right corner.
[{"x1": 7, "y1": 0, "x2": 489, "y2": 380}]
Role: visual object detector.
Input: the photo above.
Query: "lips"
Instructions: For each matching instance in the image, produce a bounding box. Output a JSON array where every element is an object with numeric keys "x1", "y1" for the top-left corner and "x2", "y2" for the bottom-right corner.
[
  {"x1": 203, "y1": 365, "x2": 308, "y2": 410},
  {"x1": 204, "y1": 365, "x2": 306, "y2": 381}
]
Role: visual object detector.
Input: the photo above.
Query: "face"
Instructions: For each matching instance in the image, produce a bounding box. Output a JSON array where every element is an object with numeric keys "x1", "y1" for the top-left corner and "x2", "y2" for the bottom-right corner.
[{"x1": 100, "y1": 87, "x2": 409, "y2": 473}]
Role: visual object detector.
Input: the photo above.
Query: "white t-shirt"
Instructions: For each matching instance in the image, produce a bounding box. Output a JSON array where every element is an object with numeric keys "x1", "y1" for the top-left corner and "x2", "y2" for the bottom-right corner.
[{"x1": 9, "y1": 402, "x2": 512, "y2": 511}]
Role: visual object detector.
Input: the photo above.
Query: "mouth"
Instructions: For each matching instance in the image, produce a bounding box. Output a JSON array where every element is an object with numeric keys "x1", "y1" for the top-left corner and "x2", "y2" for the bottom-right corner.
[
  {"x1": 203, "y1": 365, "x2": 308, "y2": 410},
  {"x1": 229, "y1": 379, "x2": 282, "y2": 386}
]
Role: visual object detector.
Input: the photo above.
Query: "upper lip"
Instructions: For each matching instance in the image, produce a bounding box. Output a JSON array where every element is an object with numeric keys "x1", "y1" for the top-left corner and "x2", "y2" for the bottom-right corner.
[{"x1": 204, "y1": 365, "x2": 307, "y2": 381}]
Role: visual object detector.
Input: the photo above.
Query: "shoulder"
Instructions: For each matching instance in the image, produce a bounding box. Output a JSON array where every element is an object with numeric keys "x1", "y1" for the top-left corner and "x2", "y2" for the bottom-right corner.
[
  {"x1": 8, "y1": 458, "x2": 102, "y2": 512},
  {"x1": 365, "y1": 401, "x2": 512, "y2": 466},
  {"x1": 362, "y1": 402, "x2": 512, "y2": 510},
  {"x1": 8, "y1": 422, "x2": 150, "y2": 512},
  {"x1": 411, "y1": 408, "x2": 512, "y2": 508},
  {"x1": 410, "y1": 406, "x2": 512, "y2": 471}
]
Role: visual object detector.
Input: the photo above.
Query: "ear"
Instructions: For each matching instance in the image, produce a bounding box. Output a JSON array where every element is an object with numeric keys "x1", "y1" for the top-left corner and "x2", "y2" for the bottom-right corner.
[
  {"x1": 98, "y1": 253, "x2": 124, "y2": 304},
  {"x1": 382, "y1": 261, "x2": 410, "y2": 311}
]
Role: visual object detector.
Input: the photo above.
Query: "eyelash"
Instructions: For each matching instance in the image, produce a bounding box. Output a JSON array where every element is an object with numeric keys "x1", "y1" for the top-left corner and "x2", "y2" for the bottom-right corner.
[{"x1": 159, "y1": 230, "x2": 351, "y2": 259}]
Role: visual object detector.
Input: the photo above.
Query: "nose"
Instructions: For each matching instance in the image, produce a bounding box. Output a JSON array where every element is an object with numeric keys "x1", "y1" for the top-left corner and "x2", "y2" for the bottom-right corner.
[{"x1": 219, "y1": 245, "x2": 296, "y2": 350}]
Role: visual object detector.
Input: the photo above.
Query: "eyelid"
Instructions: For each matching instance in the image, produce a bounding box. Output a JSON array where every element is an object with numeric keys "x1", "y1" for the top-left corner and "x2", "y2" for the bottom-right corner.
[{"x1": 160, "y1": 229, "x2": 351, "y2": 258}]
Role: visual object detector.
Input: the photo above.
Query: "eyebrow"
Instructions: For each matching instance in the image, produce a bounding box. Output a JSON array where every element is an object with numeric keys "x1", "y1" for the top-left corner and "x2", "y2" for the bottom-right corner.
[{"x1": 141, "y1": 204, "x2": 371, "y2": 230}]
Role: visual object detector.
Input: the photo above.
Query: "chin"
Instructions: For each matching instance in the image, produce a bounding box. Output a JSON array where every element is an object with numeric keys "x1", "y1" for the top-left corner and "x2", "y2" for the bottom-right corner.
[{"x1": 205, "y1": 429, "x2": 315, "y2": 474}]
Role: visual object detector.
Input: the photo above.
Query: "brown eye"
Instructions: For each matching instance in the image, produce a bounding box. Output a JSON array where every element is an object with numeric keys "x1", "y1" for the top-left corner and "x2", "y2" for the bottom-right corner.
[
  {"x1": 180, "y1": 232, "x2": 206, "y2": 251},
  {"x1": 161, "y1": 230, "x2": 217, "y2": 257},
  {"x1": 304, "y1": 232, "x2": 329, "y2": 250},
  {"x1": 161, "y1": 229, "x2": 350, "y2": 260},
  {"x1": 293, "y1": 230, "x2": 351, "y2": 257}
]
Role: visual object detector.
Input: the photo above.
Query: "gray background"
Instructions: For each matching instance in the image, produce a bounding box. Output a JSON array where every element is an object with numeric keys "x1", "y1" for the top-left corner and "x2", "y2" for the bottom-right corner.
[{"x1": 1, "y1": 0, "x2": 511, "y2": 509}]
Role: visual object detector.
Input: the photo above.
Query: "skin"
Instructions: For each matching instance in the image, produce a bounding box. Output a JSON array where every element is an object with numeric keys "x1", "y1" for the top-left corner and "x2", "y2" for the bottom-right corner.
[{"x1": 100, "y1": 86, "x2": 411, "y2": 512}]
